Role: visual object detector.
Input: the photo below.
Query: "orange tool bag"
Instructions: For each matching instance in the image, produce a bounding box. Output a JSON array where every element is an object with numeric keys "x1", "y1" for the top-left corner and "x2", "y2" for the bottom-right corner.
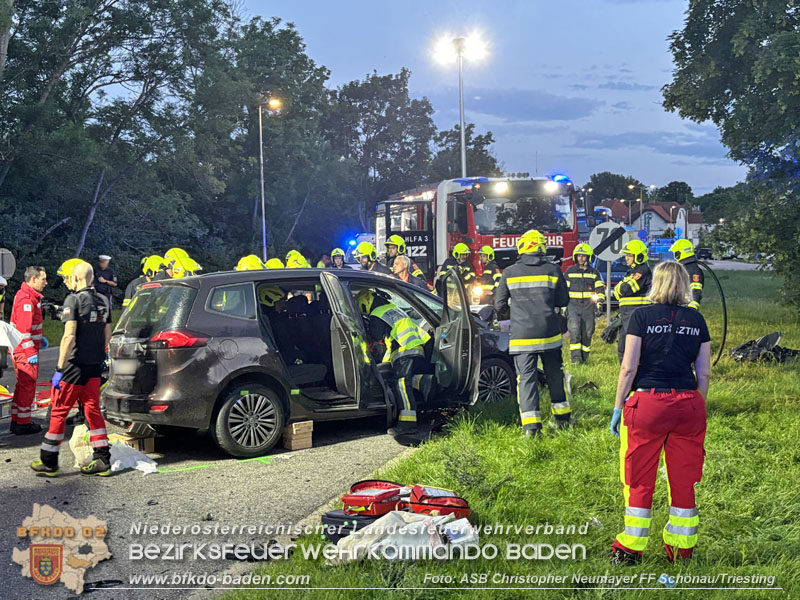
[
  {"x1": 402, "y1": 484, "x2": 470, "y2": 519},
  {"x1": 341, "y1": 480, "x2": 409, "y2": 516}
]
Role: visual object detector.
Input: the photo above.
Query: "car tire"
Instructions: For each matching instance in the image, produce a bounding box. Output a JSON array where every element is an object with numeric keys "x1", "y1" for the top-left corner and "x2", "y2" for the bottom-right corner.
[
  {"x1": 212, "y1": 383, "x2": 285, "y2": 458},
  {"x1": 477, "y1": 358, "x2": 515, "y2": 403}
]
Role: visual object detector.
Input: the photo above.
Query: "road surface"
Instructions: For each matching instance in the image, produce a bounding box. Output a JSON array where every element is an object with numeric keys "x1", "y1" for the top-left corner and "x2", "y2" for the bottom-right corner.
[{"x1": 0, "y1": 348, "x2": 411, "y2": 598}]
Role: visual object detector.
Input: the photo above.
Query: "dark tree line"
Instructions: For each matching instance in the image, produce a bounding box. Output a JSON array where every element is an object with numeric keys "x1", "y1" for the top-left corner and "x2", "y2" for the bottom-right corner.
[{"x1": 0, "y1": 1, "x2": 500, "y2": 298}]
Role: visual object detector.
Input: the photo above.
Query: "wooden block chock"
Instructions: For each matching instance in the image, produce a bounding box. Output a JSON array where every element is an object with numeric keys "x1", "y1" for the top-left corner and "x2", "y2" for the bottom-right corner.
[{"x1": 282, "y1": 420, "x2": 313, "y2": 450}]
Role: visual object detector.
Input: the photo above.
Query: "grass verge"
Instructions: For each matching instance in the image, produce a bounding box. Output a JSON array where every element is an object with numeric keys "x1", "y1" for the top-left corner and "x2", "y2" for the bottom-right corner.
[{"x1": 229, "y1": 271, "x2": 798, "y2": 599}]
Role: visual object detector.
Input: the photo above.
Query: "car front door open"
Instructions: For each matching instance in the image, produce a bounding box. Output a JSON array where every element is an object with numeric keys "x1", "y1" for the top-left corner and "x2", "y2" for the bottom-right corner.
[{"x1": 433, "y1": 268, "x2": 481, "y2": 404}]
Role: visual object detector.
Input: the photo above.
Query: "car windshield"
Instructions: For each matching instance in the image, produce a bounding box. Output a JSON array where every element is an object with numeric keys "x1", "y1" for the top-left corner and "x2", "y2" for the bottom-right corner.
[
  {"x1": 115, "y1": 284, "x2": 197, "y2": 339},
  {"x1": 473, "y1": 194, "x2": 572, "y2": 234}
]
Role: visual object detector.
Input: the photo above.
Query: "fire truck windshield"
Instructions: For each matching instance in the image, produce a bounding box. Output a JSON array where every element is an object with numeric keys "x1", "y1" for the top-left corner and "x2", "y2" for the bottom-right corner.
[{"x1": 473, "y1": 194, "x2": 572, "y2": 234}]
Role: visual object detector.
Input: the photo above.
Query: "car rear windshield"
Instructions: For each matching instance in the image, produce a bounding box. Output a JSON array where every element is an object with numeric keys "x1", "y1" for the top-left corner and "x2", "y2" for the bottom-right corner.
[{"x1": 115, "y1": 284, "x2": 197, "y2": 339}]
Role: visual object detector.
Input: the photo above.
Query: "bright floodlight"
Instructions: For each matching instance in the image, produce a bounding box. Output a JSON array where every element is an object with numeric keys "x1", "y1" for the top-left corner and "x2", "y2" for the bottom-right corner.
[
  {"x1": 433, "y1": 33, "x2": 488, "y2": 65},
  {"x1": 544, "y1": 181, "x2": 560, "y2": 194},
  {"x1": 494, "y1": 181, "x2": 509, "y2": 194}
]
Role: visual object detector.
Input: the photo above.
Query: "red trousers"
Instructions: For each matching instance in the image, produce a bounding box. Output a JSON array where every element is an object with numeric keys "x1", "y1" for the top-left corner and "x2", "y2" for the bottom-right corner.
[
  {"x1": 11, "y1": 352, "x2": 38, "y2": 424},
  {"x1": 40, "y1": 379, "x2": 109, "y2": 468},
  {"x1": 614, "y1": 389, "x2": 706, "y2": 555}
]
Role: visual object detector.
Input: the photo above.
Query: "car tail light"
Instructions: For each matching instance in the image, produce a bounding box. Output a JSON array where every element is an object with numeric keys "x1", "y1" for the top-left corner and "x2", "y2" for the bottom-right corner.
[
  {"x1": 148, "y1": 329, "x2": 208, "y2": 349},
  {"x1": 149, "y1": 404, "x2": 169, "y2": 412},
  {"x1": 141, "y1": 282, "x2": 162, "y2": 289}
]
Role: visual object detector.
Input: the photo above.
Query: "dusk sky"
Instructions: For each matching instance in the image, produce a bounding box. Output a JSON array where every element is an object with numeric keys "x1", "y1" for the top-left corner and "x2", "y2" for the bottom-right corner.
[{"x1": 245, "y1": 0, "x2": 748, "y2": 194}]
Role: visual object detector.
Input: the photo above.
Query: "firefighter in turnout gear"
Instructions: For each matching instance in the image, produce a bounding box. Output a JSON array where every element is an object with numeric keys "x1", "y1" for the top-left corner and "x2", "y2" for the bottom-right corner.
[
  {"x1": 669, "y1": 239, "x2": 703, "y2": 310},
  {"x1": 356, "y1": 289, "x2": 432, "y2": 436},
  {"x1": 613, "y1": 240, "x2": 652, "y2": 362},
  {"x1": 436, "y1": 243, "x2": 475, "y2": 294},
  {"x1": 353, "y1": 242, "x2": 392, "y2": 275},
  {"x1": 564, "y1": 243, "x2": 604, "y2": 363},
  {"x1": 495, "y1": 230, "x2": 571, "y2": 435},
  {"x1": 384, "y1": 235, "x2": 424, "y2": 278},
  {"x1": 31, "y1": 261, "x2": 113, "y2": 477},
  {"x1": 330, "y1": 248, "x2": 346, "y2": 269}
]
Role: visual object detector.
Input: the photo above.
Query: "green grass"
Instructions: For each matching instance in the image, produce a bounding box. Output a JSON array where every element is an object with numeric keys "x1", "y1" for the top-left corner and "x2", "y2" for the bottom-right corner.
[
  {"x1": 40, "y1": 309, "x2": 122, "y2": 345},
  {"x1": 230, "y1": 271, "x2": 800, "y2": 599}
]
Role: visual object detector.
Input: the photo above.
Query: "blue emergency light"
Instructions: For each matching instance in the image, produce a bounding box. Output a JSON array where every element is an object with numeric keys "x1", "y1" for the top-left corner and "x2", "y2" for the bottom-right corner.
[
  {"x1": 348, "y1": 239, "x2": 357, "y2": 246},
  {"x1": 551, "y1": 174, "x2": 571, "y2": 183}
]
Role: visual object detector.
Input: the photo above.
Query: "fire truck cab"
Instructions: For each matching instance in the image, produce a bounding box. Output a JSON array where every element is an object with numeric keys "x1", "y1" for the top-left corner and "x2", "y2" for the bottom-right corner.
[{"x1": 375, "y1": 176, "x2": 591, "y2": 281}]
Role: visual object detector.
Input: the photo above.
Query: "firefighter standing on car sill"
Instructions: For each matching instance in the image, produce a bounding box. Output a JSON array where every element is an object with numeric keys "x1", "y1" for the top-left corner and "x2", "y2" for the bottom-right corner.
[
  {"x1": 356, "y1": 289, "x2": 432, "y2": 437},
  {"x1": 670, "y1": 239, "x2": 704, "y2": 310},
  {"x1": 31, "y1": 261, "x2": 113, "y2": 477},
  {"x1": 610, "y1": 261, "x2": 711, "y2": 566},
  {"x1": 384, "y1": 235, "x2": 424, "y2": 278},
  {"x1": 613, "y1": 240, "x2": 652, "y2": 363},
  {"x1": 564, "y1": 243, "x2": 604, "y2": 364},
  {"x1": 494, "y1": 230, "x2": 571, "y2": 436},
  {"x1": 353, "y1": 242, "x2": 392, "y2": 275},
  {"x1": 9, "y1": 266, "x2": 47, "y2": 435}
]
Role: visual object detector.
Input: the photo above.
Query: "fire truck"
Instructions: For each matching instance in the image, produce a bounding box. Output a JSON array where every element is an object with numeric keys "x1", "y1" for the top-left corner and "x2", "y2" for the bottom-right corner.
[{"x1": 374, "y1": 175, "x2": 590, "y2": 282}]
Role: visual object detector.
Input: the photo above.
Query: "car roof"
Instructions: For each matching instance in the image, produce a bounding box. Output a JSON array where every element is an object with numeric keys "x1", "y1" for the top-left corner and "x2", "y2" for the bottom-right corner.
[{"x1": 157, "y1": 268, "x2": 437, "y2": 295}]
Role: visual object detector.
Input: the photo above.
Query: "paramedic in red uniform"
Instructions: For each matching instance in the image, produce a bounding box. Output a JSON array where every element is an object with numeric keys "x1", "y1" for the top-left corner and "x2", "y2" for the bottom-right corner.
[
  {"x1": 610, "y1": 260, "x2": 711, "y2": 565},
  {"x1": 9, "y1": 266, "x2": 47, "y2": 435},
  {"x1": 31, "y1": 261, "x2": 112, "y2": 477}
]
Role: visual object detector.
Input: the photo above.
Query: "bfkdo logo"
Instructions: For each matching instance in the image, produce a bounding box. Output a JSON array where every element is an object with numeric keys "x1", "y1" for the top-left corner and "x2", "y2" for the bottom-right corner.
[
  {"x1": 13, "y1": 503, "x2": 111, "y2": 594},
  {"x1": 31, "y1": 544, "x2": 63, "y2": 585}
]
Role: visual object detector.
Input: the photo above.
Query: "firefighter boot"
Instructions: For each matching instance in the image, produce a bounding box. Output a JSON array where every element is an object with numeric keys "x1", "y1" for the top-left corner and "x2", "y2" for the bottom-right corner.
[
  {"x1": 14, "y1": 422, "x2": 43, "y2": 435},
  {"x1": 30, "y1": 459, "x2": 59, "y2": 478},
  {"x1": 81, "y1": 457, "x2": 112, "y2": 477},
  {"x1": 610, "y1": 547, "x2": 642, "y2": 567}
]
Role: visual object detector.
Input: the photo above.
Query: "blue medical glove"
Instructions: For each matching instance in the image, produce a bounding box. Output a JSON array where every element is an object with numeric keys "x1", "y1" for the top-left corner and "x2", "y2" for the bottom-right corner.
[
  {"x1": 27, "y1": 354, "x2": 38, "y2": 365},
  {"x1": 610, "y1": 408, "x2": 622, "y2": 437},
  {"x1": 41, "y1": 337, "x2": 49, "y2": 350},
  {"x1": 51, "y1": 370, "x2": 63, "y2": 390}
]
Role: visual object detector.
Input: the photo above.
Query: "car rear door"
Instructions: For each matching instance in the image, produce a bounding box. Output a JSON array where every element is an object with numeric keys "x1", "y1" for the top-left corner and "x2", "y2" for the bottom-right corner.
[
  {"x1": 319, "y1": 271, "x2": 383, "y2": 408},
  {"x1": 433, "y1": 268, "x2": 481, "y2": 404},
  {"x1": 107, "y1": 282, "x2": 198, "y2": 397}
]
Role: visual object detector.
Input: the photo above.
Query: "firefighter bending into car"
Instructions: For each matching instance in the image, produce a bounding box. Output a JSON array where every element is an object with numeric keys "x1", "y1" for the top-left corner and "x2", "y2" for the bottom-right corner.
[
  {"x1": 495, "y1": 230, "x2": 571, "y2": 436},
  {"x1": 564, "y1": 243, "x2": 604, "y2": 363},
  {"x1": 613, "y1": 240, "x2": 652, "y2": 363},
  {"x1": 356, "y1": 289, "x2": 432, "y2": 436},
  {"x1": 384, "y1": 235, "x2": 424, "y2": 278},
  {"x1": 670, "y1": 239, "x2": 703, "y2": 310},
  {"x1": 9, "y1": 266, "x2": 47, "y2": 435},
  {"x1": 31, "y1": 261, "x2": 112, "y2": 477},
  {"x1": 353, "y1": 242, "x2": 392, "y2": 275}
]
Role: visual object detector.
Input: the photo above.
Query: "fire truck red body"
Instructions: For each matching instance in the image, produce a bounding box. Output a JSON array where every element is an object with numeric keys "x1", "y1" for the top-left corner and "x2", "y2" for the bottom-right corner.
[{"x1": 375, "y1": 176, "x2": 585, "y2": 281}]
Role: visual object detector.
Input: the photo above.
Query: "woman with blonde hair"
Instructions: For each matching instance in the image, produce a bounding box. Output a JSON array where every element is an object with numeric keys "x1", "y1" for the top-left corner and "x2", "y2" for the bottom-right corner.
[{"x1": 609, "y1": 260, "x2": 711, "y2": 566}]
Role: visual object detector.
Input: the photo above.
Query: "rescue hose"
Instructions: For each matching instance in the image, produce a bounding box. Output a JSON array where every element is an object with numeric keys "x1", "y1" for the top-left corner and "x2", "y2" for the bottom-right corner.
[{"x1": 698, "y1": 260, "x2": 728, "y2": 366}]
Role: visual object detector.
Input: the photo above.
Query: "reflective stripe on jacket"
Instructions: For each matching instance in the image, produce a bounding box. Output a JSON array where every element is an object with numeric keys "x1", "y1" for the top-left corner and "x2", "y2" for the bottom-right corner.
[
  {"x1": 564, "y1": 265, "x2": 604, "y2": 303},
  {"x1": 681, "y1": 257, "x2": 704, "y2": 310},
  {"x1": 10, "y1": 281, "x2": 44, "y2": 359},
  {"x1": 614, "y1": 263, "x2": 652, "y2": 311},
  {"x1": 371, "y1": 303, "x2": 430, "y2": 362},
  {"x1": 494, "y1": 253, "x2": 569, "y2": 354}
]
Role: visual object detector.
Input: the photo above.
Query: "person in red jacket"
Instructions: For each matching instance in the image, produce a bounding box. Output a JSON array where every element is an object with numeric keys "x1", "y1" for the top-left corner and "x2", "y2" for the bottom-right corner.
[{"x1": 10, "y1": 266, "x2": 47, "y2": 434}]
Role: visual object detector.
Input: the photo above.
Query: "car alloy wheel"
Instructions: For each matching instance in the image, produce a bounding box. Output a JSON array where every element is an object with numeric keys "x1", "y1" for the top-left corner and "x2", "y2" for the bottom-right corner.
[
  {"x1": 227, "y1": 392, "x2": 279, "y2": 449},
  {"x1": 478, "y1": 359, "x2": 514, "y2": 403}
]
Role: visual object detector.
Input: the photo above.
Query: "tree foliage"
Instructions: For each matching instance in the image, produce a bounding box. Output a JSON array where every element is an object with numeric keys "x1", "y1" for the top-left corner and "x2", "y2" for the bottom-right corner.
[
  {"x1": 428, "y1": 123, "x2": 502, "y2": 181},
  {"x1": 584, "y1": 171, "x2": 644, "y2": 201},
  {"x1": 664, "y1": 0, "x2": 800, "y2": 305},
  {"x1": 656, "y1": 180, "x2": 694, "y2": 205},
  {"x1": 0, "y1": 2, "x2": 502, "y2": 300}
]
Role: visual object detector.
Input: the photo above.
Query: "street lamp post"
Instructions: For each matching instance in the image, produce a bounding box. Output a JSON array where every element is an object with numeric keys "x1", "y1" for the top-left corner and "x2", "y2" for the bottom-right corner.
[
  {"x1": 433, "y1": 33, "x2": 488, "y2": 178},
  {"x1": 257, "y1": 96, "x2": 282, "y2": 262}
]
